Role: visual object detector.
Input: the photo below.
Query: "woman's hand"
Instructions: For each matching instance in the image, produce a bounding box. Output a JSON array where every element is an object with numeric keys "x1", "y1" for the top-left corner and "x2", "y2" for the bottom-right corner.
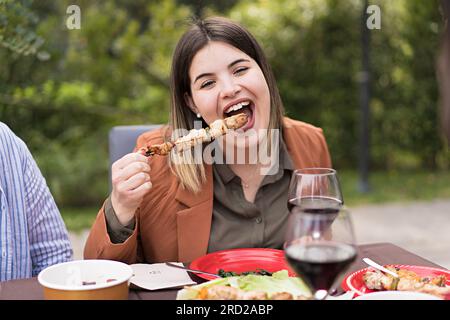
[{"x1": 110, "y1": 152, "x2": 152, "y2": 226}]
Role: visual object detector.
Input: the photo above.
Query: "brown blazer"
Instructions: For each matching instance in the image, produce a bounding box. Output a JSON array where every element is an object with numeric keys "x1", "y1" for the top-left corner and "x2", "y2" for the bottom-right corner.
[{"x1": 84, "y1": 117, "x2": 332, "y2": 263}]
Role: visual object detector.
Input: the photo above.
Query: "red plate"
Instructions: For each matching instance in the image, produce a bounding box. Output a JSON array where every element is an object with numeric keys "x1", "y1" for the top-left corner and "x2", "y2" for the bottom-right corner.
[
  {"x1": 189, "y1": 248, "x2": 296, "y2": 281},
  {"x1": 342, "y1": 264, "x2": 450, "y2": 298}
]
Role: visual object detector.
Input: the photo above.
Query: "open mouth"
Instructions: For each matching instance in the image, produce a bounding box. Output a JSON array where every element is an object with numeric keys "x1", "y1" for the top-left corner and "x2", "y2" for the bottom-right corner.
[{"x1": 223, "y1": 100, "x2": 255, "y2": 132}]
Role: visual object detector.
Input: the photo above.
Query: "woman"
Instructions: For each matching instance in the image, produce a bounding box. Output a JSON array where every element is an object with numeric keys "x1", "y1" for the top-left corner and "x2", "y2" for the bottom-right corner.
[{"x1": 84, "y1": 17, "x2": 331, "y2": 263}]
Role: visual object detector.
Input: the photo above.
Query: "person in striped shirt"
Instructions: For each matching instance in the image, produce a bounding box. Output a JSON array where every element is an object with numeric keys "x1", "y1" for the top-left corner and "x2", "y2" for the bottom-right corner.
[{"x1": 0, "y1": 122, "x2": 72, "y2": 281}]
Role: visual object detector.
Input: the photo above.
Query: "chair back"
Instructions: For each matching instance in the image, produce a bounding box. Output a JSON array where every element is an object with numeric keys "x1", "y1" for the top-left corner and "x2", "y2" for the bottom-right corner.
[{"x1": 108, "y1": 125, "x2": 162, "y2": 190}]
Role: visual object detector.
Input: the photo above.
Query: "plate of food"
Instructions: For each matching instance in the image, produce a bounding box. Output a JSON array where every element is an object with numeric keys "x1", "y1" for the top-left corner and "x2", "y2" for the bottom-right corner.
[
  {"x1": 341, "y1": 264, "x2": 450, "y2": 299},
  {"x1": 189, "y1": 248, "x2": 296, "y2": 281},
  {"x1": 177, "y1": 270, "x2": 311, "y2": 300}
]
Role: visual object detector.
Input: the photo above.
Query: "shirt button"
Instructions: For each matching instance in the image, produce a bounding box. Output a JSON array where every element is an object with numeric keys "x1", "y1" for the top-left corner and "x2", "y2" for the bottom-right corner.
[{"x1": 255, "y1": 217, "x2": 262, "y2": 224}]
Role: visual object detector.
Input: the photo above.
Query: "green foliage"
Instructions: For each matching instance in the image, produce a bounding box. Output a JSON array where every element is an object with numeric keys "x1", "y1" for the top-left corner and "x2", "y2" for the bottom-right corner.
[
  {"x1": 368, "y1": 0, "x2": 447, "y2": 170},
  {"x1": 0, "y1": 0, "x2": 45, "y2": 56},
  {"x1": 60, "y1": 206, "x2": 98, "y2": 233},
  {"x1": 0, "y1": 0, "x2": 192, "y2": 206},
  {"x1": 0, "y1": 0, "x2": 448, "y2": 208}
]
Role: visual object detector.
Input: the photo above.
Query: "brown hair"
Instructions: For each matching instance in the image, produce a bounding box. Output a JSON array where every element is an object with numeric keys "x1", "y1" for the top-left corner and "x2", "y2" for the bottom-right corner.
[{"x1": 168, "y1": 17, "x2": 285, "y2": 193}]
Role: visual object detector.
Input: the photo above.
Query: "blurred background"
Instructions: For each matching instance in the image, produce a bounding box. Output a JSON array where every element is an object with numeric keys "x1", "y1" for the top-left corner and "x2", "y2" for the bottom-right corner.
[{"x1": 1, "y1": 0, "x2": 449, "y2": 263}]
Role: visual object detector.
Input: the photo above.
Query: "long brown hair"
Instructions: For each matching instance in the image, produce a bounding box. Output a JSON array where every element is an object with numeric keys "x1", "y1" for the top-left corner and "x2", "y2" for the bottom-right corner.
[{"x1": 169, "y1": 17, "x2": 285, "y2": 193}]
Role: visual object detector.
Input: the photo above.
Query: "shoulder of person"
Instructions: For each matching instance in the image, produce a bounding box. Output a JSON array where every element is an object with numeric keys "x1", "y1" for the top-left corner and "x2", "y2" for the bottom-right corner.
[
  {"x1": 0, "y1": 122, "x2": 28, "y2": 154},
  {"x1": 282, "y1": 117, "x2": 331, "y2": 166},
  {"x1": 283, "y1": 116, "x2": 326, "y2": 140},
  {"x1": 0, "y1": 122, "x2": 15, "y2": 138}
]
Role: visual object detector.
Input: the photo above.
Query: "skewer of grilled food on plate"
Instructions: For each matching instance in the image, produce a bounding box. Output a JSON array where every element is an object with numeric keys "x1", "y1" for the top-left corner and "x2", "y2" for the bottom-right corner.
[{"x1": 363, "y1": 266, "x2": 450, "y2": 298}]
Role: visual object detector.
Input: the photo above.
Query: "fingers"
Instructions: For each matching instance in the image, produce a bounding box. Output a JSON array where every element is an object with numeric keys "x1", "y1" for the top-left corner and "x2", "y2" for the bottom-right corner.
[
  {"x1": 128, "y1": 181, "x2": 153, "y2": 198},
  {"x1": 111, "y1": 152, "x2": 153, "y2": 200},
  {"x1": 115, "y1": 180, "x2": 152, "y2": 200},
  {"x1": 115, "y1": 178, "x2": 152, "y2": 202},
  {"x1": 112, "y1": 153, "x2": 151, "y2": 184},
  {"x1": 110, "y1": 152, "x2": 152, "y2": 224},
  {"x1": 112, "y1": 152, "x2": 148, "y2": 171},
  {"x1": 117, "y1": 161, "x2": 151, "y2": 182},
  {"x1": 119, "y1": 172, "x2": 151, "y2": 192}
]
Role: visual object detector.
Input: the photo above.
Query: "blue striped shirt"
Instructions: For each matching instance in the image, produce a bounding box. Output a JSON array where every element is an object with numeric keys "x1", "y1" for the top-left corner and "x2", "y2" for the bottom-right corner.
[{"x1": 0, "y1": 122, "x2": 72, "y2": 281}]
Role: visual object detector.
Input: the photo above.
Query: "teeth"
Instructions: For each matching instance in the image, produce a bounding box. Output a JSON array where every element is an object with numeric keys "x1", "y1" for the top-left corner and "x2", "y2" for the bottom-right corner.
[
  {"x1": 225, "y1": 101, "x2": 250, "y2": 114},
  {"x1": 233, "y1": 103, "x2": 242, "y2": 111}
]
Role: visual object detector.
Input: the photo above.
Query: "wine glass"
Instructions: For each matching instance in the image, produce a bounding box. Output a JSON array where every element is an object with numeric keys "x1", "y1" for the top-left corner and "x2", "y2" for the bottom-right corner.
[
  {"x1": 287, "y1": 168, "x2": 343, "y2": 213},
  {"x1": 284, "y1": 208, "x2": 356, "y2": 300},
  {"x1": 284, "y1": 168, "x2": 355, "y2": 300}
]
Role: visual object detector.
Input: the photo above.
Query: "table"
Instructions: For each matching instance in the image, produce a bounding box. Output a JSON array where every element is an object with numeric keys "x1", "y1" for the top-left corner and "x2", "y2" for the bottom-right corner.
[{"x1": 0, "y1": 243, "x2": 445, "y2": 300}]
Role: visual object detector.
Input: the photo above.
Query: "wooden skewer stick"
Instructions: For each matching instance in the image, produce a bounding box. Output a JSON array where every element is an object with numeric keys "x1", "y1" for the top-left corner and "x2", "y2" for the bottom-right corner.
[{"x1": 141, "y1": 113, "x2": 248, "y2": 157}]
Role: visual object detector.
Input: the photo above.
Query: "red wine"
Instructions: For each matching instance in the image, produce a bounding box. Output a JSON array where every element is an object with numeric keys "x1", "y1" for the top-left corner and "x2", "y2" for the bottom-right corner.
[
  {"x1": 288, "y1": 196, "x2": 342, "y2": 214},
  {"x1": 285, "y1": 242, "x2": 356, "y2": 291}
]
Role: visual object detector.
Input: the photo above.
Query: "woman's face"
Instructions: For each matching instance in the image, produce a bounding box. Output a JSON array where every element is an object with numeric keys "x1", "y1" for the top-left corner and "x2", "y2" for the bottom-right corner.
[{"x1": 187, "y1": 41, "x2": 271, "y2": 148}]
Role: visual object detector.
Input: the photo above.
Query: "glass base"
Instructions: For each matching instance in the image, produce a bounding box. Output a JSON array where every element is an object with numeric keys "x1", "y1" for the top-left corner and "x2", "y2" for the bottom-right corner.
[{"x1": 314, "y1": 290, "x2": 329, "y2": 300}]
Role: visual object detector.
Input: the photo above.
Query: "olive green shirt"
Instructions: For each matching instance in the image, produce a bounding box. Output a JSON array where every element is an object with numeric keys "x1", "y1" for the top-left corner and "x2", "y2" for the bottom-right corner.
[
  {"x1": 207, "y1": 139, "x2": 294, "y2": 252},
  {"x1": 104, "y1": 139, "x2": 294, "y2": 249},
  {"x1": 104, "y1": 196, "x2": 136, "y2": 244}
]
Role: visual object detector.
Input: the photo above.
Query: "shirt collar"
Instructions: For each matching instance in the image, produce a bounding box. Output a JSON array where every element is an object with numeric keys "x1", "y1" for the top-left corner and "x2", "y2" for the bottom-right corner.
[
  {"x1": 213, "y1": 162, "x2": 236, "y2": 185},
  {"x1": 213, "y1": 134, "x2": 294, "y2": 185}
]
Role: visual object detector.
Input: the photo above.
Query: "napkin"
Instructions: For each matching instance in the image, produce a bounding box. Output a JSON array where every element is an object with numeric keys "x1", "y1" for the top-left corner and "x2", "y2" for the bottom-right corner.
[{"x1": 130, "y1": 262, "x2": 197, "y2": 290}]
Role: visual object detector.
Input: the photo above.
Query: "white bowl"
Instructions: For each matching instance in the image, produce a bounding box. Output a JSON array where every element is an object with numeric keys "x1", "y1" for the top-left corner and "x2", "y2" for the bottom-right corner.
[
  {"x1": 353, "y1": 291, "x2": 442, "y2": 300},
  {"x1": 38, "y1": 260, "x2": 133, "y2": 300}
]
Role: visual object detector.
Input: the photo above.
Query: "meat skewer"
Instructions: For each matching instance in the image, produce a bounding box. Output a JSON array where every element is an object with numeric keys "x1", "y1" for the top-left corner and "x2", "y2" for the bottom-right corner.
[
  {"x1": 363, "y1": 266, "x2": 450, "y2": 298},
  {"x1": 141, "y1": 113, "x2": 248, "y2": 156}
]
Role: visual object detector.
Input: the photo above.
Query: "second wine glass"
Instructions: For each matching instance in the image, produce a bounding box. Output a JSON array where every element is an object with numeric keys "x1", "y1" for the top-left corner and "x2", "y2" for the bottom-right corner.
[
  {"x1": 284, "y1": 208, "x2": 357, "y2": 300},
  {"x1": 287, "y1": 168, "x2": 343, "y2": 214}
]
